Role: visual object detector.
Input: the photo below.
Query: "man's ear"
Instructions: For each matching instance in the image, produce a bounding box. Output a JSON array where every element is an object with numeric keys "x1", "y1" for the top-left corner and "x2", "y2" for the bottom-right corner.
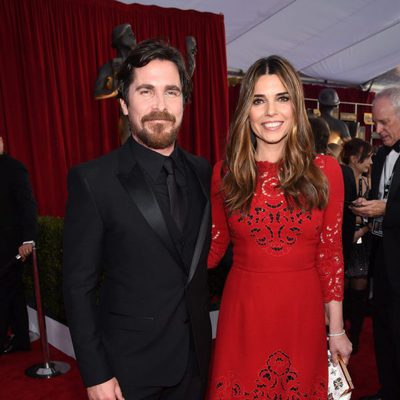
[{"x1": 120, "y1": 98, "x2": 129, "y2": 116}]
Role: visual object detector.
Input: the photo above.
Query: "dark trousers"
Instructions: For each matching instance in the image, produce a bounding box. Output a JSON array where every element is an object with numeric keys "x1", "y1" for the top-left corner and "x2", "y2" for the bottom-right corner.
[
  {"x1": 0, "y1": 265, "x2": 30, "y2": 350},
  {"x1": 0, "y1": 233, "x2": 30, "y2": 350},
  {"x1": 372, "y1": 241, "x2": 400, "y2": 400},
  {"x1": 120, "y1": 348, "x2": 204, "y2": 400}
]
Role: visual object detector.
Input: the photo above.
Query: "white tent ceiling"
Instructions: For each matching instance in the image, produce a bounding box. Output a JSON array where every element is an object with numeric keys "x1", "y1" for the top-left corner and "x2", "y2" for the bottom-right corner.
[{"x1": 120, "y1": 0, "x2": 400, "y2": 89}]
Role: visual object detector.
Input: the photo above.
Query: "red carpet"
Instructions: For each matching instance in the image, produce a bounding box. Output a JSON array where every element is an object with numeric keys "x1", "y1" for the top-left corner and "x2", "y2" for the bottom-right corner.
[
  {"x1": 348, "y1": 316, "x2": 380, "y2": 399},
  {"x1": 0, "y1": 317, "x2": 379, "y2": 399},
  {"x1": 0, "y1": 340, "x2": 86, "y2": 399}
]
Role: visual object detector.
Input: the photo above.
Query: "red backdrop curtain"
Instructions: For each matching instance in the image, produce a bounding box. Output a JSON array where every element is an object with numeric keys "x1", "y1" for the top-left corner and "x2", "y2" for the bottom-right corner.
[{"x1": 0, "y1": 0, "x2": 229, "y2": 216}]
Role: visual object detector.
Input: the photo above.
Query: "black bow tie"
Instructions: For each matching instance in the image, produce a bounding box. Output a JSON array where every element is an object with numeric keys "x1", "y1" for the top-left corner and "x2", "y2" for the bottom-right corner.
[{"x1": 384, "y1": 140, "x2": 400, "y2": 155}]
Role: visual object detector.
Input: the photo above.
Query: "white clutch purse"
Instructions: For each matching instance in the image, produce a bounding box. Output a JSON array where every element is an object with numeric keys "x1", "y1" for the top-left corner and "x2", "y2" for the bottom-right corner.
[{"x1": 327, "y1": 351, "x2": 354, "y2": 400}]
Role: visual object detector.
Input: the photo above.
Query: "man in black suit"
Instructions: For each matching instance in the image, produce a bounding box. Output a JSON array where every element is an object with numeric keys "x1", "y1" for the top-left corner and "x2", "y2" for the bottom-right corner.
[
  {"x1": 352, "y1": 87, "x2": 400, "y2": 400},
  {"x1": 0, "y1": 137, "x2": 37, "y2": 354},
  {"x1": 63, "y1": 40, "x2": 212, "y2": 400}
]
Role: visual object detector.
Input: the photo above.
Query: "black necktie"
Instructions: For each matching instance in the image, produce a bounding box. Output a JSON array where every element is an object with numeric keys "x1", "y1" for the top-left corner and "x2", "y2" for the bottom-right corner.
[{"x1": 164, "y1": 157, "x2": 185, "y2": 231}]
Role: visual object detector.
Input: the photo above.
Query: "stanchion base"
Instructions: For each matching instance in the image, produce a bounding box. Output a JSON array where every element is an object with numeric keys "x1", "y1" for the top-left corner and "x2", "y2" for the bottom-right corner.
[{"x1": 25, "y1": 361, "x2": 70, "y2": 379}]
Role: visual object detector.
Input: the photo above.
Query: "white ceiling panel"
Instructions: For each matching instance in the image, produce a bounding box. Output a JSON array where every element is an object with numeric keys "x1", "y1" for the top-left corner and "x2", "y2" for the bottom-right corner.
[{"x1": 118, "y1": 0, "x2": 400, "y2": 86}]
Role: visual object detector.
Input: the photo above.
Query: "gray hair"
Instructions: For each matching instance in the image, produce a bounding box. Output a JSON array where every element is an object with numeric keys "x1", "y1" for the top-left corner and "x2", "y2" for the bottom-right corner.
[{"x1": 373, "y1": 86, "x2": 400, "y2": 115}]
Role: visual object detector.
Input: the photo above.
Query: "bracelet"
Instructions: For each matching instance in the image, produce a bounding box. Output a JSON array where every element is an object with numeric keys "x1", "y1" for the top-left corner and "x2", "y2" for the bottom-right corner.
[{"x1": 327, "y1": 330, "x2": 346, "y2": 337}]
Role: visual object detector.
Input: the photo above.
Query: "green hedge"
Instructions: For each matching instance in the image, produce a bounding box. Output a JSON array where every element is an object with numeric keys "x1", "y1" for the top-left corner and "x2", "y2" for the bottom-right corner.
[{"x1": 24, "y1": 216, "x2": 229, "y2": 324}]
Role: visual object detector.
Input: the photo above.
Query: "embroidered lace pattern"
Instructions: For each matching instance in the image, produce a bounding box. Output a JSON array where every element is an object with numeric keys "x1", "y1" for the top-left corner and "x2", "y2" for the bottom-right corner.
[
  {"x1": 212, "y1": 223, "x2": 221, "y2": 241},
  {"x1": 208, "y1": 156, "x2": 344, "y2": 301},
  {"x1": 237, "y1": 162, "x2": 312, "y2": 256},
  {"x1": 212, "y1": 350, "x2": 326, "y2": 400},
  {"x1": 314, "y1": 156, "x2": 343, "y2": 302}
]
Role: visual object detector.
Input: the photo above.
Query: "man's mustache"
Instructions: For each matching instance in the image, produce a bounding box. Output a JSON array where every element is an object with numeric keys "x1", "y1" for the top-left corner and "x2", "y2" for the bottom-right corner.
[{"x1": 141, "y1": 111, "x2": 176, "y2": 123}]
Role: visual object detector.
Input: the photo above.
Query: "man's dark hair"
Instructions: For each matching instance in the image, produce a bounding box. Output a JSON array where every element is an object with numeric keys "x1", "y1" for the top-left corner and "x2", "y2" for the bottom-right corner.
[{"x1": 118, "y1": 39, "x2": 192, "y2": 104}]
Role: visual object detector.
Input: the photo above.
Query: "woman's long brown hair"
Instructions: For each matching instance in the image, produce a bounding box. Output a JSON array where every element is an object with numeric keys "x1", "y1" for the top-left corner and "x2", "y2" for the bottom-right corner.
[{"x1": 222, "y1": 55, "x2": 328, "y2": 214}]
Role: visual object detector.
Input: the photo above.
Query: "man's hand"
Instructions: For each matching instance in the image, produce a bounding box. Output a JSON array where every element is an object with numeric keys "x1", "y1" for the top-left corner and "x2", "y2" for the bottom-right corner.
[
  {"x1": 0, "y1": 136, "x2": 4, "y2": 154},
  {"x1": 18, "y1": 243, "x2": 34, "y2": 261},
  {"x1": 350, "y1": 198, "x2": 386, "y2": 218},
  {"x1": 87, "y1": 377, "x2": 124, "y2": 400}
]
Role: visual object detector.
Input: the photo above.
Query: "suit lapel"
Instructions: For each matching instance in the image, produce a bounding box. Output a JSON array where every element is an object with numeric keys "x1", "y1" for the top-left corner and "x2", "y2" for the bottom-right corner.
[
  {"x1": 183, "y1": 152, "x2": 211, "y2": 286},
  {"x1": 371, "y1": 148, "x2": 386, "y2": 199},
  {"x1": 388, "y1": 153, "x2": 400, "y2": 201},
  {"x1": 187, "y1": 202, "x2": 210, "y2": 285},
  {"x1": 117, "y1": 139, "x2": 182, "y2": 266}
]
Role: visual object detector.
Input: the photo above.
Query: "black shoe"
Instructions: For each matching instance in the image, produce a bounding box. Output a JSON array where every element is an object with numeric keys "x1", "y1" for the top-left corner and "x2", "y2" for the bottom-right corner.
[{"x1": 359, "y1": 394, "x2": 382, "y2": 400}]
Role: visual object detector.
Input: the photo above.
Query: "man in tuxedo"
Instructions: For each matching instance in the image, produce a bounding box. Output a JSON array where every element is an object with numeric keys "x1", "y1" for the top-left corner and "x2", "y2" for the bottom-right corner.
[
  {"x1": 0, "y1": 137, "x2": 37, "y2": 354},
  {"x1": 63, "y1": 39, "x2": 212, "y2": 400},
  {"x1": 352, "y1": 87, "x2": 400, "y2": 400}
]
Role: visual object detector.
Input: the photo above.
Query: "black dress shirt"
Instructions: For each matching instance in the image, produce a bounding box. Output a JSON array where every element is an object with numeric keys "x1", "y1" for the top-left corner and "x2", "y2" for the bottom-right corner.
[{"x1": 129, "y1": 138, "x2": 188, "y2": 245}]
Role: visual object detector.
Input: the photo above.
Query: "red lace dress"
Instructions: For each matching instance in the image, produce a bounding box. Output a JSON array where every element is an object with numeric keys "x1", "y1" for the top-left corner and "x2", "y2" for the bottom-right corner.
[{"x1": 208, "y1": 155, "x2": 344, "y2": 400}]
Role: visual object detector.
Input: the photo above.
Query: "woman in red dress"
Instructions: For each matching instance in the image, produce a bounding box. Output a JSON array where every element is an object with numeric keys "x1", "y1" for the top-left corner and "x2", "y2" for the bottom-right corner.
[{"x1": 208, "y1": 56, "x2": 352, "y2": 399}]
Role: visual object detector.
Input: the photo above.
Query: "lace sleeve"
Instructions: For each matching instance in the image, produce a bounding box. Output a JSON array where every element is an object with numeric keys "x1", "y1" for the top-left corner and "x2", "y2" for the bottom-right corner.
[
  {"x1": 315, "y1": 156, "x2": 345, "y2": 302},
  {"x1": 207, "y1": 161, "x2": 231, "y2": 269}
]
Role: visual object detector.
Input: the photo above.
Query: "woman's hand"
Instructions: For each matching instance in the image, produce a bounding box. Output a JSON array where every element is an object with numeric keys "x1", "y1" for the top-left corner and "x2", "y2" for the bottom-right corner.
[{"x1": 329, "y1": 333, "x2": 352, "y2": 365}]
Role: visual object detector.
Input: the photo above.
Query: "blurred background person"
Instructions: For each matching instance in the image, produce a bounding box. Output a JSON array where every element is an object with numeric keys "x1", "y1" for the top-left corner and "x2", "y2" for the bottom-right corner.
[
  {"x1": 341, "y1": 138, "x2": 373, "y2": 354},
  {"x1": 0, "y1": 136, "x2": 37, "y2": 354},
  {"x1": 353, "y1": 87, "x2": 400, "y2": 400},
  {"x1": 309, "y1": 116, "x2": 330, "y2": 154}
]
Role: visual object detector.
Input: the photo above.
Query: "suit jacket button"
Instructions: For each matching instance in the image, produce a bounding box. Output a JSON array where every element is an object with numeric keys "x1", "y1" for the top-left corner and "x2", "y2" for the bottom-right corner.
[{"x1": 183, "y1": 318, "x2": 189, "y2": 324}]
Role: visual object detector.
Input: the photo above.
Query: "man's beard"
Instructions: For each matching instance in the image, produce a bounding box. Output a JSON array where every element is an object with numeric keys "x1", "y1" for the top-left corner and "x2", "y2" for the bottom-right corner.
[{"x1": 130, "y1": 110, "x2": 180, "y2": 150}]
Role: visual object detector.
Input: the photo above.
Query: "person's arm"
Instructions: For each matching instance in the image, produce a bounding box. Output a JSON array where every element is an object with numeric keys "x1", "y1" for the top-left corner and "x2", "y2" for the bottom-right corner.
[
  {"x1": 18, "y1": 243, "x2": 34, "y2": 260},
  {"x1": 63, "y1": 167, "x2": 115, "y2": 391},
  {"x1": 208, "y1": 161, "x2": 231, "y2": 269},
  {"x1": 324, "y1": 301, "x2": 351, "y2": 365},
  {"x1": 316, "y1": 157, "x2": 352, "y2": 364},
  {"x1": 11, "y1": 159, "x2": 38, "y2": 260}
]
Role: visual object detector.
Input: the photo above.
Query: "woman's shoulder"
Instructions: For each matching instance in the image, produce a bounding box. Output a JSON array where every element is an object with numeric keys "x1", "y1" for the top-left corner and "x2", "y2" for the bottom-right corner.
[
  {"x1": 314, "y1": 154, "x2": 341, "y2": 172},
  {"x1": 314, "y1": 154, "x2": 343, "y2": 185}
]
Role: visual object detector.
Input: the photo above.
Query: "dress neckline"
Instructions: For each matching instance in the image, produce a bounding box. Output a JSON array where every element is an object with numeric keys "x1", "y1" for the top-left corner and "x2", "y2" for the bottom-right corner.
[{"x1": 256, "y1": 160, "x2": 279, "y2": 172}]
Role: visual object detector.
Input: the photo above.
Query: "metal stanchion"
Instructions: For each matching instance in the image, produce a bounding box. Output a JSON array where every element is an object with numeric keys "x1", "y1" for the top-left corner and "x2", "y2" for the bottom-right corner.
[{"x1": 25, "y1": 246, "x2": 70, "y2": 378}]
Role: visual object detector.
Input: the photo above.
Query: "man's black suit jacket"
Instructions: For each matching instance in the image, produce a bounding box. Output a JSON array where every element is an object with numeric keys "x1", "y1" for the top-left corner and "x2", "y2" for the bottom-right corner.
[
  {"x1": 370, "y1": 147, "x2": 400, "y2": 293},
  {"x1": 0, "y1": 154, "x2": 37, "y2": 278},
  {"x1": 63, "y1": 137, "x2": 212, "y2": 390}
]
